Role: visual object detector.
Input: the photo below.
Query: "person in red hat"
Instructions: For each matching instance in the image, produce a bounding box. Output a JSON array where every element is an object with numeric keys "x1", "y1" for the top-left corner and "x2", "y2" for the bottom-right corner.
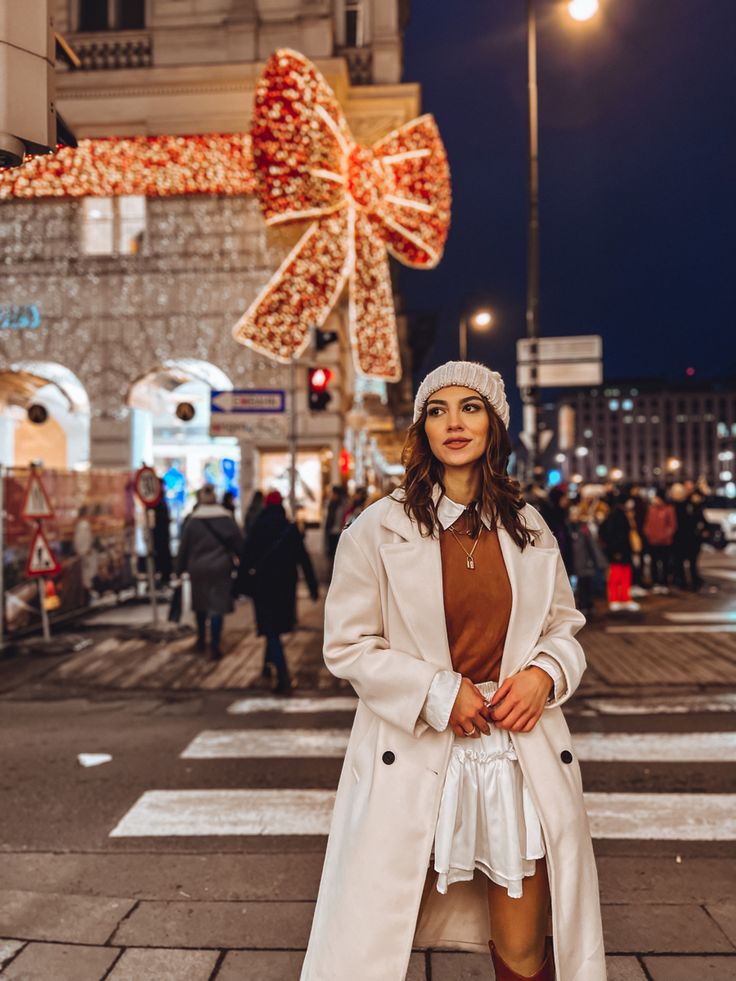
[{"x1": 240, "y1": 489, "x2": 319, "y2": 694}]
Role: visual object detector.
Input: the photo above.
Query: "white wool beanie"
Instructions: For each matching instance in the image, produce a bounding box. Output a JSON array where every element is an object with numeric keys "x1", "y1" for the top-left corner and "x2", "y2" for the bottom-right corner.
[{"x1": 413, "y1": 361, "x2": 510, "y2": 428}]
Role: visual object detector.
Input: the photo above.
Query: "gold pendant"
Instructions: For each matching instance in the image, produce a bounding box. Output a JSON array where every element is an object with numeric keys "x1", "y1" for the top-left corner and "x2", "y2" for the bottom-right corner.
[{"x1": 466, "y1": 555, "x2": 475, "y2": 570}]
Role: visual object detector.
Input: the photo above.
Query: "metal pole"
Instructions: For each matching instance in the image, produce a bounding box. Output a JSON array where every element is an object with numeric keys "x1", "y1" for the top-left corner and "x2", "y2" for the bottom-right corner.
[
  {"x1": 145, "y1": 508, "x2": 158, "y2": 625},
  {"x1": 38, "y1": 577, "x2": 51, "y2": 641},
  {"x1": 459, "y1": 315, "x2": 468, "y2": 362},
  {"x1": 525, "y1": 0, "x2": 541, "y2": 482},
  {"x1": 288, "y1": 356, "x2": 298, "y2": 519}
]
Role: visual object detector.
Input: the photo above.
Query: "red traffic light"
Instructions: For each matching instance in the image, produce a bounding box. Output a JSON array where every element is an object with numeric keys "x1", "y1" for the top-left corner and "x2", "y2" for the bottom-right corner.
[
  {"x1": 308, "y1": 367, "x2": 334, "y2": 411},
  {"x1": 310, "y1": 367, "x2": 333, "y2": 391}
]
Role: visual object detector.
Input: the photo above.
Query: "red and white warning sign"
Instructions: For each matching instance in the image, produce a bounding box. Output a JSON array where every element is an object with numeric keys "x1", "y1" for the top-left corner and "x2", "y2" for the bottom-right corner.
[
  {"x1": 134, "y1": 466, "x2": 162, "y2": 507},
  {"x1": 21, "y1": 470, "x2": 54, "y2": 521},
  {"x1": 26, "y1": 526, "x2": 62, "y2": 578}
]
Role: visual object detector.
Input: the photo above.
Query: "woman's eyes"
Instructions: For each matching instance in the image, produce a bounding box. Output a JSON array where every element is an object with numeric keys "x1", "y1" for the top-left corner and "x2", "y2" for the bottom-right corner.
[{"x1": 428, "y1": 403, "x2": 481, "y2": 417}]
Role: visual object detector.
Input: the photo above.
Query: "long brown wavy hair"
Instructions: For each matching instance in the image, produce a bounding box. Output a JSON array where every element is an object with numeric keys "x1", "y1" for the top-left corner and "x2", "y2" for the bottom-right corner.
[{"x1": 397, "y1": 397, "x2": 537, "y2": 550}]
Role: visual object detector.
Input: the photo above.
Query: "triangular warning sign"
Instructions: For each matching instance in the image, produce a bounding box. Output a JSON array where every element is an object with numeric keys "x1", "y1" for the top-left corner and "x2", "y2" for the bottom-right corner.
[
  {"x1": 26, "y1": 526, "x2": 62, "y2": 578},
  {"x1": 21, "y1": 471, "x2": 54, "y2": 520}
]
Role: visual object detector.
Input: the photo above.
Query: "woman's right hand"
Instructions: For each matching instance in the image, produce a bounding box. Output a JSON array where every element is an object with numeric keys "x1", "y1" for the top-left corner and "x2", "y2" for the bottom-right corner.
[{"x1": 449, "y1": 678, "x2": 491, "y2": 739}]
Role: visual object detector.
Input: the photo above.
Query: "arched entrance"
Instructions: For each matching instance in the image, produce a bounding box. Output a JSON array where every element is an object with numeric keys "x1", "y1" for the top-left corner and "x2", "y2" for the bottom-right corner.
[
  {"x1": 127, "y1": 359, "x2": 240, "y2": 525},
  {"x1": 0, "y1": 362, "x2": 91, "y2": 469}
]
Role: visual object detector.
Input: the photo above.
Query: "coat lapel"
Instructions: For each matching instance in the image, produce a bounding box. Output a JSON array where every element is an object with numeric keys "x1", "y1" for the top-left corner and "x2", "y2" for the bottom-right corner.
[
  {"x1": 378, "y1": 496, "x2": 559, "y2": 677},
  {"x1": 497, "y1": 522, "x2": 559, "y2": 679},
  {"x1": 379, "y1": 501, "x2": 452, "y2": 670}
]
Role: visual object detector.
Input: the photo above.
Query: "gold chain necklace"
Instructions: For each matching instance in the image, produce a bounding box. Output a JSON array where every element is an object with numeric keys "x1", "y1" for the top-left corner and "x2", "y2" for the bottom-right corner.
[{"x1": 448, "y1": 522, "x2": 482, "y2": 570}]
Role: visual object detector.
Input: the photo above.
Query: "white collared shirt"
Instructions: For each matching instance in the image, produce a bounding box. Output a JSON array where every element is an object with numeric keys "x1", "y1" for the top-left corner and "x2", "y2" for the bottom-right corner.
[{"x1": 421, "y1": 493, "x2": 565, "y2": 732}]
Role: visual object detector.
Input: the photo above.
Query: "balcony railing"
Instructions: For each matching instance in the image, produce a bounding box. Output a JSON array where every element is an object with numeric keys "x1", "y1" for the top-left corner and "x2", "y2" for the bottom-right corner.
[{"x1": 70, "y1": 31, "x2": 153, "y2": 70}]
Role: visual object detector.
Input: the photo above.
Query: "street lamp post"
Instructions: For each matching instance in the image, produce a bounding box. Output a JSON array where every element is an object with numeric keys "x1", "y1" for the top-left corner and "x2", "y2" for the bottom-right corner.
[
  {"x1": 459, "y1": 309, "x2": 494, "y2": 362},
  {"x1": 524, "y1": 0, "x2": 542, "y2": 482},
  {"x1": 522, "y1": 0, "x2": 600, "y2": 483}
]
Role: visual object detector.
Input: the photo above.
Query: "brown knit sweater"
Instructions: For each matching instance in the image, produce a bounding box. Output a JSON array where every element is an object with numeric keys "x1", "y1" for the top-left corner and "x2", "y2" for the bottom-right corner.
[{"x1": 439, "y1": 515, "x2": 512, "y2": 684}]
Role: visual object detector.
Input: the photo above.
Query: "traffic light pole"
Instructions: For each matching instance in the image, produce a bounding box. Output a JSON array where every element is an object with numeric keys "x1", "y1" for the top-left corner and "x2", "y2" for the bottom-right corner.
[{"x1": 288, "y1": 355, "x2": 298, "y2": 519}]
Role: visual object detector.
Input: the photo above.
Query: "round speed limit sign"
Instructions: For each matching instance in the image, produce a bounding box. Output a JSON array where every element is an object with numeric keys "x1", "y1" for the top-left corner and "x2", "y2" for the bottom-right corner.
[{"x1": 134, "y1": 466, "x2": 162, "y2": 507}]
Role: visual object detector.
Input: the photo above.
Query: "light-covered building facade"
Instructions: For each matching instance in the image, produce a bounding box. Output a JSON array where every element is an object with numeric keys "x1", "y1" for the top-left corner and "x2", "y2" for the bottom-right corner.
[{"x1": 0, "y1": 0, "x2": 419, "y2": 521}]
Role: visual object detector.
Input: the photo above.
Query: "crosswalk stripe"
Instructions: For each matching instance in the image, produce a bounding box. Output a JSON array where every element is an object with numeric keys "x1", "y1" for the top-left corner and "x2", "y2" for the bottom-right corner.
[
  {"x1": 227, "y1": 696, "x2": 358, "y2": 715},
  {"x1": 182, "y1": 729, "x2": 349, "y2": 759},
  {"x1": 109, "y1": 790, "x2": 335, "y2": 837},
  {"x1": 109, "y1": 789, "x2": 736, "y2": 840},
  {"x1": 180, "y1": 728, "x2": 736, "y2": 762},
  {"x1": 665, "y1": 611, "x2": 736, "y2": 623},
  {"x1": 585, "y1": 793, "x2": 736, "y2": 840},
  {"x1": 582, "y1": 693, "x2": 736, "y2": 715},
  {"x1": 605, "y1": 624, "x2": 736, "y2": 633}
]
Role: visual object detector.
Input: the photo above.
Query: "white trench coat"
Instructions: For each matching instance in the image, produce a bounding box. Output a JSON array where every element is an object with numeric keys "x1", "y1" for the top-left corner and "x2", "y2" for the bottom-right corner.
[{"x1": 301, "y1": 495, "x2": 606, "y2": 981}]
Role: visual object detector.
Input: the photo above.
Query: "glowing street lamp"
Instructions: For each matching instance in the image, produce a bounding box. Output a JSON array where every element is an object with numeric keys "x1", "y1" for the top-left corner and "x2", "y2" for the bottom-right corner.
[
  {"x1": 523, "y1": 0, "x2": 602, "y2": 480},
  {"x1": 459, "y1": 308, "x2": 494, "y2": 361},
  {"x1": 568, "y1": 0, "x2": 600, "y2": 22}
]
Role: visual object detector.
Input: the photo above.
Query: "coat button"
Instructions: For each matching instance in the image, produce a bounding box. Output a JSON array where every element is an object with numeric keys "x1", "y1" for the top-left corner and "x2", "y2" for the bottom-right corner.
[
  {"x1": 560, "y1": 750, "x2": 573, "y2": 764},
  {"x1": 382, "y1": 751, "x2": 395, "y2": 765}
]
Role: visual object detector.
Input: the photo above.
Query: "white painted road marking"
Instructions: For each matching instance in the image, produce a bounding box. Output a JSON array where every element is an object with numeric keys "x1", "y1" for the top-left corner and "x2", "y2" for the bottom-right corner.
[
  {"x1": 665, "y1": 611, "x2": 736, "y2": 623},
  {"x1": 584, "y1": 693, "x2": 736, "y2": 715},
  {"x1": 182, "y1": 729, "x2": 350, "y2": 759},
  {"x1": 605, "y1": 624, "x2": 736, "y2": 633},
  {"x1": 585, "y1": 793, "x2": 736, "y2": 840},
  {"x1": 110, "y1": 790, "x2": 736, "y2": 839},
  {"x1": 109, "y1": 789, "x2": 336, "y2": 837},
  {"x1": 179, "y1": 728, "x2": 736, "y2": 762},
  {"x1": 227, "y1": 696, "x2": 358, "y2": 715},
  {"x1": 571, "y1": 731, "x2": 736, "y2": 762}
]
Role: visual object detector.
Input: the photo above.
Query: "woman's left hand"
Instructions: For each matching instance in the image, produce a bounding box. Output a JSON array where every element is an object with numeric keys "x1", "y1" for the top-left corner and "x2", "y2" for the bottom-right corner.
[{"x1": 485, "y1": 667, "x2": 553, "y2": 733}]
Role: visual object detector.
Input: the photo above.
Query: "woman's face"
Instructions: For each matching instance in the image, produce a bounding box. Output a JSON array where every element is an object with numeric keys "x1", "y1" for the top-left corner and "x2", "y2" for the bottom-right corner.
[{"x1": 424, "y1": 385, "x2": 490, "y2": 469}]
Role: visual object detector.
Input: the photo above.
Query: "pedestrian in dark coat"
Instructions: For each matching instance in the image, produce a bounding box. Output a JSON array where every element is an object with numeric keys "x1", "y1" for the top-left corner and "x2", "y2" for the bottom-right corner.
[
  {"x1": 671, "y1": 484, "x2": 706, "y2": 591},
  {"x1": 176, "y1": 485, "x2": 242, "y2": 659},
  {"x1": 241, "y1": 490, "x2": 319, "y2": 694},
  {"x1": 598, "y1": 503, "x2": 638, "y2": 611}
]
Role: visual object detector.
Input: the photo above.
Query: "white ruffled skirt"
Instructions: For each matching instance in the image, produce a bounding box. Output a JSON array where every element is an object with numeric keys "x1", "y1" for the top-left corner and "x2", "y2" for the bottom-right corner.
[{"x1": 433, "y1": 681, "x2": 545, "y2": 900}]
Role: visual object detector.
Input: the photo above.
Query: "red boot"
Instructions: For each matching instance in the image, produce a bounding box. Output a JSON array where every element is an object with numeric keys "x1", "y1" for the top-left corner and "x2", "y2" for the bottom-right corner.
[{"x1": 489, "y1": 939, "x2": 555, "y2": 980}]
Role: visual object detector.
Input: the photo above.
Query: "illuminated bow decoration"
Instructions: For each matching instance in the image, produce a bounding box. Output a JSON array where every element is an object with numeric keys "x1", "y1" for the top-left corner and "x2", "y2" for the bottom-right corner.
[{"x1": 232, "y1": 49, "x2": 451, "y2": 381}]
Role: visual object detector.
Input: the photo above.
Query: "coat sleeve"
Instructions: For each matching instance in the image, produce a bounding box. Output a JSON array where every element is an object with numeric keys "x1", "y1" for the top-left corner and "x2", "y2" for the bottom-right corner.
[
  {"x1": 323, "y1": 528, "x2": 440, "y2": 737},
  {"x1": 521, "y1": 511, "x2": 587, "y2": 708}
]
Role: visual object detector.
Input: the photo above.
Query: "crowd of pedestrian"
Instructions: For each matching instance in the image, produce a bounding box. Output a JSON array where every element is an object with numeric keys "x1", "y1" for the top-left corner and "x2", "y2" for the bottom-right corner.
[{"x1": 527, "y1": 479, "x2": 710, "y2": 614}]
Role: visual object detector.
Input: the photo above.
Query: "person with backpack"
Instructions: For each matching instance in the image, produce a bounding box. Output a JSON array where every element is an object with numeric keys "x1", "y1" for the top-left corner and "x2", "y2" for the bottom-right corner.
[
  {"x1": 241, "y1": 490, "x2": 319, "y2": 695},
  {"x1": 176, "y1": 484, "x2": 242, "y2": 659}
]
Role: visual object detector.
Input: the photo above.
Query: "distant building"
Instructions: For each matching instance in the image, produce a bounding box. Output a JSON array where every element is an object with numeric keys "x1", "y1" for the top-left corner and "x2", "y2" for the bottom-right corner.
[
  {"x1": 0, "y1": 0, "x2": 419, "y2": 517},
  {"x1": 555, "y1": 379, "x2": 736, "y2": 491}
]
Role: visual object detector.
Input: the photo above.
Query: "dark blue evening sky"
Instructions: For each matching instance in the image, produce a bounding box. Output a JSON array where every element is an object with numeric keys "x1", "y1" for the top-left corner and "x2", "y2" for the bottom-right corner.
[{"x1": 401, "y1": 0, "x2": 735, "y2": 432}]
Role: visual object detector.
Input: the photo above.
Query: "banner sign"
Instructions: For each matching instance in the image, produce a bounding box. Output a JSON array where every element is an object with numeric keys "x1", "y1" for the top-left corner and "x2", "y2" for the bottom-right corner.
[{"x1": 3, "y1": 469, "x2": 136, "y2": 634}]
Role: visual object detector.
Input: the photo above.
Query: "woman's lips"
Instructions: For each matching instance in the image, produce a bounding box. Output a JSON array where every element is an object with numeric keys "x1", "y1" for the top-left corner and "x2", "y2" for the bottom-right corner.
[{"x1": 444, "y1": 439, "x2": 471, "y2": 448}]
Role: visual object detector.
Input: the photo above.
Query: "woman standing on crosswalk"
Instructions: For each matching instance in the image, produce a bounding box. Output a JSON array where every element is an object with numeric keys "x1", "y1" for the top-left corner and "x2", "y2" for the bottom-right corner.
[{"x1": 302, "y1": 362, "x2": 606, "y2": 981}]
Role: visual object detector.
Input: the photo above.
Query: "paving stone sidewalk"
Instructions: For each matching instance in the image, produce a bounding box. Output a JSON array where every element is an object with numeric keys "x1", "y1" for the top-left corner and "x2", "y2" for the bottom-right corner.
[{"x1": 0, "y1": 855, "x2": 734, "y2": 980}]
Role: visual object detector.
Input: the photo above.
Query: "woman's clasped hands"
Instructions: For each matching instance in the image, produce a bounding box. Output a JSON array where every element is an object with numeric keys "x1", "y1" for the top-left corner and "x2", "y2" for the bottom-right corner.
[{"x1": 449, "y1": 668, "x2": 554, "y2": 738}]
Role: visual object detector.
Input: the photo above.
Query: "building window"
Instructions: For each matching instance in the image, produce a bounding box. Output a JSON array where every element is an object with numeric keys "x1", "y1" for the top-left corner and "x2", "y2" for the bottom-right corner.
[
  {"x1": 78, "y1": 0, "x2": 145, "y2": 32},
  {"x1": 608, "y1": 399, "x2": 619, "y2": 411},
  {"x1": 344, "y1": 1, "x2": 364, "y2": 47},
  {"x1": 81, "y1": 195, "x2": 146, "y2": 255}
]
